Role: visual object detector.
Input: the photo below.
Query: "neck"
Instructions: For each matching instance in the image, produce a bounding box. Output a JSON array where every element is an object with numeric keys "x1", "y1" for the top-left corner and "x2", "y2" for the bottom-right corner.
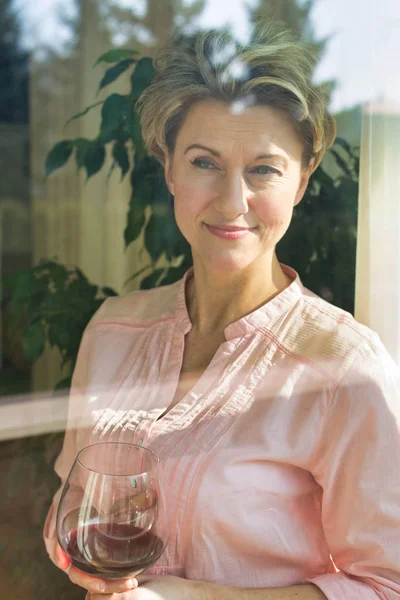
[{"x1": 186, "y1": 253, "x2": 292, "y2": 336}]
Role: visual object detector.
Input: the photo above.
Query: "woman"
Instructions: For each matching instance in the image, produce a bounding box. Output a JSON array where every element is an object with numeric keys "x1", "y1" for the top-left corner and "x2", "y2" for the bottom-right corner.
[{"x1": 44, "y1": 22, "x2": 400, "y2": 600}]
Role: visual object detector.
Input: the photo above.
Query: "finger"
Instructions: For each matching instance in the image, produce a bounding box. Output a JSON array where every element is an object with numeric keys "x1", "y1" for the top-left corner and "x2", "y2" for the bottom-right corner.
[
  {"x1": 55, "y1": 543, "x2": 71, "y2": 570},
  {"x1": 67, "y1": 565, "x2": 138, "y2": 595}
]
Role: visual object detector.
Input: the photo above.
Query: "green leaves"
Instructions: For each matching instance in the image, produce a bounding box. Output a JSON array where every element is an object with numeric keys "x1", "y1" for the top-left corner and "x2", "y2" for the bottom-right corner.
[
  {"x1": 98, "y1": 59, "x2": 136, "y2": 93},
  {"x1": 127, "y1": 109, "x2": 146, "y2": 159},
  {"x1": 161, "y1": 265, "x2": 190, "y2": 286},
  {"x1": 83, "y1": 140, "x2": 106, "y2": 178},
  {"x1": 141, "y1": 269, "x2": 167, "y2": 290},
  {"x1": 277, "y1": 138, "x2": 359, "y2": 314},
  {"x1": 45, "y1": 51, "x2": 155, "y2": 186},
  {"x1": 124, "y1": 179, "x2": 149, "y2": 246},
  {"x1": 54, "y1": 376, "x2": 72, "y2": 392},
  {"x1": 48, "y1": 314, "x2": 79, "y2": 352},
  {"x1": 65, "y1": 101, "x2": 103, "y2": 128},
  {"x1": 334, "y1": 137, "x2": 352, "y2": 154},
  {"x1": 9, "y1": 260, "x2": 117, "y2": 386},
  {"x1": 74, "y1": 138, "x2": 91, "y2": 170},
  {"x1": 330, "y1": 148, "x2": 352, "y2": 178},
  {"x1": 45, "y1": 138, "x2": 105, "y2": 180},
  {"x1": 145, "y1": 204, "x2": 184, "y2": 263},
  {"x1": 112, "y1": 141, "x2": 130, "y2": 179},
  {"x1": 123, "y1": 153, "x2": 190, "y2": 268},
  {"x1": 124, "y1": 156, "x2": 166, "y2": 248},
  {"x1": 130, "y1": 57, "x2": 155, "y2": 102},
  {"x1": 12, "y1": 271, "x2": 47, "y2": 303},
  {"x1": 34, "y1": 46, "x2": 189, "y2": 389},
  {"x1": 22, "y1": 322, "x2": 46, "y2": 363},
  {"x1": 100, "y1": 93, "x2": 129, "y2": 142},
  {"x1": 94, "y1": 48, "x2": 139, "y2": 66},
  {"x1": 144, "y1": 214, "x2": 168, "y2": 263},
  {"x1": 102, "y1": 286, "x2": 118, "y2": 297},
  {"x1": 95, "y1": 53, "x2": 154, "y2": 114},
  {"x1": 45, "y1": 141, "x2": 73, "y2": 176}
]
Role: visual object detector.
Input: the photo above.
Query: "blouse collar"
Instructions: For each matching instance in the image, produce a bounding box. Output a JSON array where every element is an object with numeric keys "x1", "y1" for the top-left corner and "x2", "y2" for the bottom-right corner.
[{"x1": 174, "y1": 264, "x2": 304, "y2": 341}]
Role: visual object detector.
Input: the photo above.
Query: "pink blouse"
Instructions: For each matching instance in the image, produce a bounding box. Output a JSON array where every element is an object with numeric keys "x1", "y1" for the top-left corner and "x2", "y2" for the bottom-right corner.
[{"x1": 44, "y1": 265, "x2": 400, "y2": 599}]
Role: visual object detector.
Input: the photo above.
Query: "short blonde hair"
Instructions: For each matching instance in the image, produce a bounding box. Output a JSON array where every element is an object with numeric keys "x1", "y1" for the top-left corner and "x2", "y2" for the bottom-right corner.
[{"x1": 138, "y1": 21, "x2": 336, "y2": 170}]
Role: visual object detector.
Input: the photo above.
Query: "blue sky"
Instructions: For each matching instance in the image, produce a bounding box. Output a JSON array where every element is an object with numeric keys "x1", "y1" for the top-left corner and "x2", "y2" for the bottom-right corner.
[{"x1": 15, "y1": 0, "x2": 400, "y2": 113}]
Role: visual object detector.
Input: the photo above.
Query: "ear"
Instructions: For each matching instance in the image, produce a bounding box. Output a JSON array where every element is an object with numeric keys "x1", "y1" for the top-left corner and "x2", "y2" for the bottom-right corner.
[
  {"x1": 164, "y1": 153, "x2": 175, "y2": 196},
  {"x1": 294, "y1": 160, "x2": 314, "y2": 207}
]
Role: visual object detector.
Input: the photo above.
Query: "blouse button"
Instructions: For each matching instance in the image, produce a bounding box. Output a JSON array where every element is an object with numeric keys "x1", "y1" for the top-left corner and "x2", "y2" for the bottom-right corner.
[{"x1": 137, "y1": 439, "x2": 143, "y2": 446}]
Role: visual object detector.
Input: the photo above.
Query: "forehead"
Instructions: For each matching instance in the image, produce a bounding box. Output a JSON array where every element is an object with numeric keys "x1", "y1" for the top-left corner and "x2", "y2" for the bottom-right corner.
[{"x1": 175, "y1": 99, "x2": 304, "y2": 159}]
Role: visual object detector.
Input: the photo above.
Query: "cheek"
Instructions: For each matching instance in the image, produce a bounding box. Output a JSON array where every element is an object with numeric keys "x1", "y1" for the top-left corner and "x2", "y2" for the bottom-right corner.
[
  {"x1": 254, "y1": 192, "x2": 295, "y2": 228},
  {"x1": 173, "y1": 179, "x2": 212, "y2": 224}
]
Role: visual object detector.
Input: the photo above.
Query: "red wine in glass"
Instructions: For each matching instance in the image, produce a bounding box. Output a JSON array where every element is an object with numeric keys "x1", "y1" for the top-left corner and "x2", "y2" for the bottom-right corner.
[
  {"x1": 56, "y1": 442, "x2": 168, "y2": 579},
  {"x1": 62, "y1": 523, "x2": 164, "y2": 577}
]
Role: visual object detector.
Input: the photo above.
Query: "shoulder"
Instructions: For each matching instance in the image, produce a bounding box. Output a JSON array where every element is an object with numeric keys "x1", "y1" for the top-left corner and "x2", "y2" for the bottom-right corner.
[
  {"x1": 278, "y1": 285, "x2": 392, "y2": 383},
  {"x1": 279, "y1": 287, "x2": 400, "y2": 435},
  {"x1": 86, "y1": 278, "x2": 182, "y2": 331}
]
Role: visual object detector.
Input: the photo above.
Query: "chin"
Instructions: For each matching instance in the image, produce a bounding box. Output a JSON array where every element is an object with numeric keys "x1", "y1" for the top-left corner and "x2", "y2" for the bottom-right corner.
[{"x1": 203, "y1": 251, "x2": 256, "y2": 273}]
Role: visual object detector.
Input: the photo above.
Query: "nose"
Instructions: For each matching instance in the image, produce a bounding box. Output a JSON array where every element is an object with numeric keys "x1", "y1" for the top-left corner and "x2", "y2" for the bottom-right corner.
[{"x1": 214, "y1": 170, "x2": 249, "y2": 219}]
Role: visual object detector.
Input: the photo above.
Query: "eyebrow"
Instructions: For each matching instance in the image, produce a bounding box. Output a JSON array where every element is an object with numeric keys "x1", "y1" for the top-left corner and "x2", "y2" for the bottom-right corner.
[
  {"x1": 184, "y1": 144, "x2": 221, "y2": 157},
  {"x1": 184, "y1": 144, "x2": 288, "y2": 166}
]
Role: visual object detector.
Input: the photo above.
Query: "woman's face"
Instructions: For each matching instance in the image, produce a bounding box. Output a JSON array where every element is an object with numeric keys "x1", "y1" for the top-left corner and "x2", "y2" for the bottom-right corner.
[{"x1": 165, "y1": 99, "x2": 313, "y2": 273}]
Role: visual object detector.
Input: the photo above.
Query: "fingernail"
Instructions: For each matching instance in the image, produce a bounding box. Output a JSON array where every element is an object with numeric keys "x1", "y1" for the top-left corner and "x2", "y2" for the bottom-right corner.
[{"x1": 96, "y1": 582, "x2": 106, "y2": 593}]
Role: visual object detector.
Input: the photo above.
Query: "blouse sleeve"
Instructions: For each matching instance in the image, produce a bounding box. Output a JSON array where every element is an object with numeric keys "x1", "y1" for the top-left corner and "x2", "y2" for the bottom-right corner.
[
  {"x1": 307, "y1": 337, "x2": 400, "y2": 599},
  {"x1": 42, "y1": 327, "x2": 91, "y2": 565}
]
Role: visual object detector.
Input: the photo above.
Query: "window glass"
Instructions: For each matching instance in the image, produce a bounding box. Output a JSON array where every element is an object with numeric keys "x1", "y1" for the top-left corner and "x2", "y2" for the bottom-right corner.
[{"x1": 0, "y1": 2, "x2": 398, "y2": 598}]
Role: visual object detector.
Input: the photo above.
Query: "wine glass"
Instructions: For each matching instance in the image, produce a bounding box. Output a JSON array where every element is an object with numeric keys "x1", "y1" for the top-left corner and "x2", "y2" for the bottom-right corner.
[{"x1": 56, "y1": 442, "x2": 168, "y2": 579}]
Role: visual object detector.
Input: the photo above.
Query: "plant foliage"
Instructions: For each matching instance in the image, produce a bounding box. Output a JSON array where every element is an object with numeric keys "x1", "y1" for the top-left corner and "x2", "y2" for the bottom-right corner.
[
  {"x1": 9, "y1": 260, "x2": 117, "y2": 390},
  {"x1": 278, "y1": 138, "x2": 359, "y2": 313}
]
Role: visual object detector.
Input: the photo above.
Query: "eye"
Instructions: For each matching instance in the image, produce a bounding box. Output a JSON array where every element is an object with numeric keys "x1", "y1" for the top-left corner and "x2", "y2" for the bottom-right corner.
[
  {"x1": 251, "y1": 165, "x2": 281, "y2": 176},
  {"x1": 190, "y1": 157, "x2": 217, "y2": 170}
]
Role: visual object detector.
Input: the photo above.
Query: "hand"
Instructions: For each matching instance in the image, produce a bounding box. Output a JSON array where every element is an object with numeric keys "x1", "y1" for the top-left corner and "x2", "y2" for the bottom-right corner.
[
  {"x1": 85, "y1": 575, "x2": 206, "y2": 600},
  {"x1": 55, "y1": 543, "x2": 138, "y2": 595}
]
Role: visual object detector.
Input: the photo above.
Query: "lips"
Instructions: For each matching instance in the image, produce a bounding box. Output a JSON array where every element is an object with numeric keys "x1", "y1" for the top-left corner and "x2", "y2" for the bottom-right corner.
[
  {"x1": 205, "y1": 223, "x2": 256, "y2": 240},
  {"x1": 212, "y1": 225, "x2": 250, "y2": 231}
]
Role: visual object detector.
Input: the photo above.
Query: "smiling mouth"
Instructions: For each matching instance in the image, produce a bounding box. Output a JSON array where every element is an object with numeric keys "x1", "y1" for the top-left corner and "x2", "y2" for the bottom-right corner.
[
  {"x1": 204, "y1": 222, "x2": 256, "y2": 231},
  {"x1": 209, "y1": 225, "x2": 253, "y2": 231},
  {"x1": 204, "y1": 223, "x2": 257, "y2": 239}
]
